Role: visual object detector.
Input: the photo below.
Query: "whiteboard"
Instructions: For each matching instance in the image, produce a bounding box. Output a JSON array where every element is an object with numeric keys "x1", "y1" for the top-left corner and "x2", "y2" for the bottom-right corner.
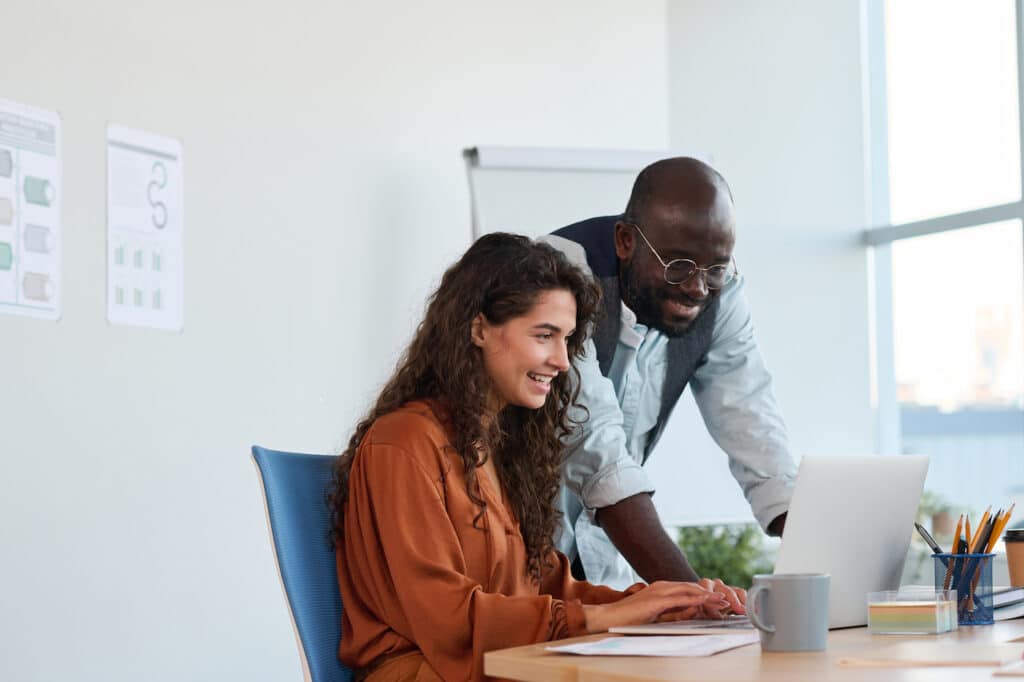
[
  {"x1": 465, "y1": 146, "x2": 667, "y2": 238},
  {"x1": 462, "y1": 146, "x2": 756, "y2": 527}
]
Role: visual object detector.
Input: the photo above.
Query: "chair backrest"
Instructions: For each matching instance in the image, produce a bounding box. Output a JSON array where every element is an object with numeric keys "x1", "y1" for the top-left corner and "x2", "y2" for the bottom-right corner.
[{"x1": 252, "y1": 445, "x2": 352, "y2": 682}]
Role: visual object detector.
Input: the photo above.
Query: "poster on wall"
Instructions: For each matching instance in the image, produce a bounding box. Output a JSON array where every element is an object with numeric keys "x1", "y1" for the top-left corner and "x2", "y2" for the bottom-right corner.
[
  {"x1": 106, "y1": 124, "x2": 184, "y2": 332},
  {"x1": 0, "y1": 98, "x2": 62, "y2": 320}
]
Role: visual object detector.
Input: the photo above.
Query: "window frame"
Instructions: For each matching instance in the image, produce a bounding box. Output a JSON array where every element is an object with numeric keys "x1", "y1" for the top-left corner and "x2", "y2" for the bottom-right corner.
[{"x1": 863, "y1": 0, "x2": 1024, "y2": 453}]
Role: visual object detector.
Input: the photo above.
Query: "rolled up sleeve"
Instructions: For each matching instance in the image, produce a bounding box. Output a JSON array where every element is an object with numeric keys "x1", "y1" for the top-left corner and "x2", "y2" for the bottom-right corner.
[
  {"x1": 563, "y1": 337, "x2": 655, "y2": 511},
  {"x1": 544, "y1": 232, "x2": 654, "y2": 516}
]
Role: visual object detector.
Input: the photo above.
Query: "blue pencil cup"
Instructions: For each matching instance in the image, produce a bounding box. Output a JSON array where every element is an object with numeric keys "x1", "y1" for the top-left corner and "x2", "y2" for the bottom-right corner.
[{"x1": 933, "y1": 552, "x2": 995, "y2": 626}]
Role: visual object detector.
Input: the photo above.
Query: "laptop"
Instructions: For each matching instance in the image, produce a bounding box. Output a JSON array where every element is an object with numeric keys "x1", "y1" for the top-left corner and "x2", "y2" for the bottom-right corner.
[
  {"x1": 773, "y1": 454, "x2": 929, "y2": 628},
  {"x1": 611, "y1": 454, "x2": 928, "y2": 635}
]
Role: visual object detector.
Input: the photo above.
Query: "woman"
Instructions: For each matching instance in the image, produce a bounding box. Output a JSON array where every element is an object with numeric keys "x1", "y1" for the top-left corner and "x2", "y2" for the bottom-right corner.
[{"x1": 328, "y1": 233, "x2": 732, "y2": 681}]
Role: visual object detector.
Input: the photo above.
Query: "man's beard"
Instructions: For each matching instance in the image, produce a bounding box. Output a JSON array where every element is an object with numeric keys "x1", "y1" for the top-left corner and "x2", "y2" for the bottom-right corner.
[{"x1": 619, "y1": 258, "x2": 703, "y2": 338}]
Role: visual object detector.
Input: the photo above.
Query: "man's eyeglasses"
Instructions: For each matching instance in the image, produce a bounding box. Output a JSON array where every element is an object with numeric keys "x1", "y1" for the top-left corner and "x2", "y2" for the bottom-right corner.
[{"x1": 629, "y1": 223, "x2": 737, "y2": 290}]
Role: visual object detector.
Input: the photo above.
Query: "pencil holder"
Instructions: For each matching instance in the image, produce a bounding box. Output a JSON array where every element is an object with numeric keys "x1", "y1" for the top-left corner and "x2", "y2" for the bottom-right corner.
[{"x1": 933, "y1": 552, "x2": 995, "y2": 626}]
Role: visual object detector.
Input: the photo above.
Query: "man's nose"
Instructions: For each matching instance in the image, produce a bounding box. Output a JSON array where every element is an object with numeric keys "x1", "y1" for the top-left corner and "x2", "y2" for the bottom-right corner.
[{"x1": 679, "y1": 270, "x2": 708, "y2": 299}]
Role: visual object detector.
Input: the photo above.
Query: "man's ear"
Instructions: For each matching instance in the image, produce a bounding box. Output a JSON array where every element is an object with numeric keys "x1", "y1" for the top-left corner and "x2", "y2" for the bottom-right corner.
[
  {"x1": 614, "y1": 220, "x2": 635, "y2": 260},
  {"x1": 470, "y1": 313, "x2": 487, "y2": 348}
]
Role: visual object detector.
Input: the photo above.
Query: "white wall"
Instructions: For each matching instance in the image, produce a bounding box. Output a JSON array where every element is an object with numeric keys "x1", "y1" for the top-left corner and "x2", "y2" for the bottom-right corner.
[
  {"x1": 0, "y1": 2, "x2": 669, "y2": 680},
  {"x1": 649, "y1": 0, "x2": 875, "y2": 524}
]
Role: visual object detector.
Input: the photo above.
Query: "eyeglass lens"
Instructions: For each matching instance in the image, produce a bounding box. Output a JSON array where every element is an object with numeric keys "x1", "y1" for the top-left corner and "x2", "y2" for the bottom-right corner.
[{"x1": 665, "y1": 260, "x2": 732, "y2": 288}]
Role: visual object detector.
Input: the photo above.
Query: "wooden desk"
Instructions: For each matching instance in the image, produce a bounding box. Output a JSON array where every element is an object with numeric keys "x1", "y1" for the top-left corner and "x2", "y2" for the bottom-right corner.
[{"x1": 485, "y1": 620, "x2": 1024, "y2": 681}]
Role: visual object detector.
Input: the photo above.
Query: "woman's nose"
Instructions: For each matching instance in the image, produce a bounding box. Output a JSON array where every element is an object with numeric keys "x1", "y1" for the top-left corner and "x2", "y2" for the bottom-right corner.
[{"x1": 551, "y1": 342, "x2": 571, "y2": 371}]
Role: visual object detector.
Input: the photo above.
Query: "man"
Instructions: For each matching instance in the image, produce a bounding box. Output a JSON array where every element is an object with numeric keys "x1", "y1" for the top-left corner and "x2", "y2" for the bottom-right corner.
[{"x1": 544, "y1": 157, "x2": 796, "y2": 591}]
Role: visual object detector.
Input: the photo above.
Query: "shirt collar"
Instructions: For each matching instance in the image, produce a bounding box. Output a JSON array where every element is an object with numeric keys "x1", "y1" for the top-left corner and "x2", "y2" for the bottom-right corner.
[{"x1": 619, "y1": 300, "x2": 647, "y2": 348}]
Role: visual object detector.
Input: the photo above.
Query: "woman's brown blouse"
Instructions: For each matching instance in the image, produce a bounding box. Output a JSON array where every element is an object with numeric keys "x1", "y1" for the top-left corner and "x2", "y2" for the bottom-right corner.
[{"x1": 336, "y1": 400, "x2": 632, "y2": 681}]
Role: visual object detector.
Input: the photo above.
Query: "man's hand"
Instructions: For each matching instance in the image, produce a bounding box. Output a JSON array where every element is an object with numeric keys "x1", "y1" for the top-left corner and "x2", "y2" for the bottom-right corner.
[
  {"x1": 595, "y1": 493, "x2": 765, "y2": 615},
  {"x1": 596, "y1": 493, "x2": 700, "y2": 583}
]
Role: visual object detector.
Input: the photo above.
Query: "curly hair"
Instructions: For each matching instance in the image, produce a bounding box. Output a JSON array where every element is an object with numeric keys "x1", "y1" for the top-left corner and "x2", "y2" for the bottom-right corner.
[{"x1": 327, "y1": 233, "x2": 602, "y2": 581}]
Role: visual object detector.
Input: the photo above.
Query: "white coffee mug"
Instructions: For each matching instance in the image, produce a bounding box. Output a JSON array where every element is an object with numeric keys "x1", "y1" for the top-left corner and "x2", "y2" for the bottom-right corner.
[{"x1": 747, "y1": 573, "x2": 830, "y2": 652}]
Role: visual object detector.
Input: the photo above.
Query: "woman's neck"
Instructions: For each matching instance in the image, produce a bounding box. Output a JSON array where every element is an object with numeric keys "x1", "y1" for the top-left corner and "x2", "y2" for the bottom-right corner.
[{"x1": 481, "y1": 387, "x2": 506, "y2": 424}]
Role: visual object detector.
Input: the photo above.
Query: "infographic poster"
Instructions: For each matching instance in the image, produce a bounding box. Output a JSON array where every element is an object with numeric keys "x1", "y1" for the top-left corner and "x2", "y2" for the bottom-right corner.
[
  {"x1": 0, "y1": 99, "x2": 62, "y2": 320},
  {"x1": 106, "y1": 124, "x2": 184, "y2": 331}
]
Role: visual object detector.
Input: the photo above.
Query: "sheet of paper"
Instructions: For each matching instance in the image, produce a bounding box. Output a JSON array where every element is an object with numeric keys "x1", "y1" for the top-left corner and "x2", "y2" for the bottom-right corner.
[
  {"x1": 0, "y1": 98, "x2": 62, "y2": 320},
  {"x1": 546, "y1": 633, "x2": 759, "y2": 657},
  {"x1": 106, "y1": 124, "x2": 184, "y2": 331}
]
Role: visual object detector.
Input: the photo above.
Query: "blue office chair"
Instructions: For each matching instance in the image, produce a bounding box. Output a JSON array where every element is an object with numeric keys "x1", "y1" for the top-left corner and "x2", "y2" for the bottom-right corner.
[{"x1": 252, "y1": 445, "x2": 352, "y2": 682}]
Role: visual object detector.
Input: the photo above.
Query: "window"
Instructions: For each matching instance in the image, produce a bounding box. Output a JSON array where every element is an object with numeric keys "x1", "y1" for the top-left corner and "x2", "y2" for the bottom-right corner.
[
  {"x1": 884, "y1": 1, "x2": 1020, "y2": 224},
  {"x1": 868, "y1": 0, "x2": 1024, "y2": 513}
]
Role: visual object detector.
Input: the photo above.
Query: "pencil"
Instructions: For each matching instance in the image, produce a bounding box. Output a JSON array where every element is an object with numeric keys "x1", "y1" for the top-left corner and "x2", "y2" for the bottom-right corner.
[
  {"x1": 984, "y1": 509, "x2": 1004, "y2": 553},
  {"x1": 943, "y1": 515, "x2": 964, "y2": 591},
  {"x1": 997, "y1": 504, "x2": 1016, "y2": 538},
  {"x1": 966, "y1": 516, "x2": 998, "y2": 612},
  {"x1": 988, "y1": 505, "x2": 1016, "y2": 553},
  {"x1": 971, "y1": 507, "x2": 992, "y2": 552},
  {"x1": 952, "y1": 536, "x2": 969, "y2": 596}
]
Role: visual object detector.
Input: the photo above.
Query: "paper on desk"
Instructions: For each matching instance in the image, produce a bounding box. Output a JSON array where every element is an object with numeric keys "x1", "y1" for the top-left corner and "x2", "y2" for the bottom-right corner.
[{"x1": 546, "y1": 633, "x2": 760, "y2": 657}]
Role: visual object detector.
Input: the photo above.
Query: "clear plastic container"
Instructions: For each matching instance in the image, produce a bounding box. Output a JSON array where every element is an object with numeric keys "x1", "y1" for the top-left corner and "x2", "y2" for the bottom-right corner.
[{"x1": 867, "y1": 588, "x2": 958, "y2": 634}]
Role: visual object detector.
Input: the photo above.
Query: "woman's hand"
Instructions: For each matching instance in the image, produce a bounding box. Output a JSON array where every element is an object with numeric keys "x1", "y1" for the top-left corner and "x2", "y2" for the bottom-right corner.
[
  {"x1": 582, "y1": 581, "x2": 729, "y2": 633},
  {"x1": 696, "y1": 578, "x2": 747, "y2": 618},
  {"x1": 650, "y1": 579, "x2": 748, "y2": 622}
]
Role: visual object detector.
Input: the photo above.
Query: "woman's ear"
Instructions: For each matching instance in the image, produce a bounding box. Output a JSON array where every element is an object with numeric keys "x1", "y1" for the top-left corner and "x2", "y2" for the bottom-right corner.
[{"x1": 470, "y1": 313, "x2": 487, "y2": 348}]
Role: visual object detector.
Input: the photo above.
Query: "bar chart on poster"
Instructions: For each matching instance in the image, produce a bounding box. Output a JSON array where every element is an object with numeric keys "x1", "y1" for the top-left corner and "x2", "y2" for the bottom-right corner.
[{"x1": 0, "y1": 99, "x2": 62, "y2": 320}]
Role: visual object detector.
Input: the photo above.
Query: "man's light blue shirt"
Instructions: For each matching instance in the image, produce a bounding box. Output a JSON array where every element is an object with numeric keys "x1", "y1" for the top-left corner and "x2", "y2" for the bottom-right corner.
[
  {"x1": 606, "y1": 305, "x2": 666, "y2": 466},
  {"x1": 547, "y1": 237, "x2": 797, "y2": 589}
]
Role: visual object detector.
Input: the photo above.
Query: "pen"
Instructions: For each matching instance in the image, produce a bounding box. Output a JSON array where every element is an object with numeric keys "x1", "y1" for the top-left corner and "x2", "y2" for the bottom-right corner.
[{"x1": 915, "y1": 522, "x2": 944, "y2": 554}]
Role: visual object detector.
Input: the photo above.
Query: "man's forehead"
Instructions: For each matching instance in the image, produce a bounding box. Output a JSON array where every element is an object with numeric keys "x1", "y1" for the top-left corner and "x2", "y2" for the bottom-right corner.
[{"x1": 640, "y1": 199, "x2": 735, "y2": 241}]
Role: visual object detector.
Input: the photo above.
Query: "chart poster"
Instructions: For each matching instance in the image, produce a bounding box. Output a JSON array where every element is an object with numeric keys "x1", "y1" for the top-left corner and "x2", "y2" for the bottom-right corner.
[
  {"x1": 106, "y1": 124, "x2": 184, "y2": 331},
  {"x1": 0, "y1": 99, "x2": 62, "y2": 320}
]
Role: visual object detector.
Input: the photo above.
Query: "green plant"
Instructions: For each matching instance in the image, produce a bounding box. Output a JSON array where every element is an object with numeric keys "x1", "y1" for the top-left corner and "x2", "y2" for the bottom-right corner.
[{"x1": 676, "y1": 523, "x2": 773, "y2": 589}]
